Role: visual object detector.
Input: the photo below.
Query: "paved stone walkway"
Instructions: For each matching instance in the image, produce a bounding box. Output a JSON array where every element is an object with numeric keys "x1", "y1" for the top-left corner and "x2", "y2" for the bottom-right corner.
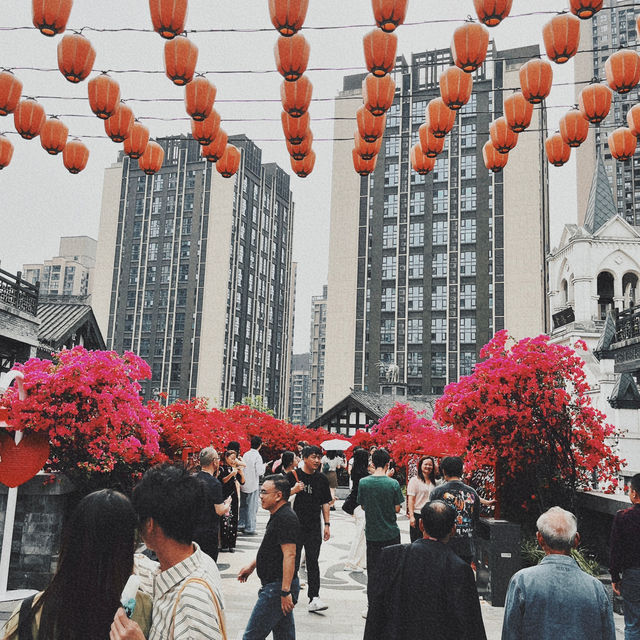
[{"x1": 0, "y1": 502, "x2": 627, "y2": 639}]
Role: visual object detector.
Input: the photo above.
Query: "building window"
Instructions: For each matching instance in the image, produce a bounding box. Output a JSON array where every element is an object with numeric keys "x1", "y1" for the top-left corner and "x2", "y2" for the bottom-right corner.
[
  {"x1": 461, "y1": 123, "x2": 477, "y2": 148},
  {"x1": 432, "y1": 284, "x2": 446, "y2": 310},
  {"x1": 162, "y1": 242, "x2": 172, "y2": 261},
  {"x1": 381, "y1": 287, "x2": 396, "y2": 311},
  {"x1": 176, "y1": 289, "x2": 187, "y2": 306},
  {"x1": 179, "y1": 264, "x2": 189, "y2": 281},
  {"x1": 461, "y1": 283, "x2": 477, "y2": 309},
  {"x1": 381, "y1": 318, "x2": 395, "y2": 343},
  {"x1": 407, "y1": 318, "x2": 423, "y2": 343},
  {"x1": 167, "y1": 172, "x2": 178, "y2": 190},
  {"x1": 431, "y1": 351, "x2": 446, "y2": 377},
  {"x1": 461, "y1": 154, "x2": 476, "y2": 180},
  {"x1": 382, "y1": 255, "x2": 397, "y2": 279},
  {"x1": 460, "y1": 317, "x2": 476, "y2": 343},
  {"x1": 434, "y1": 157, "x2": 449, "y2": 182},
  {"x1": 460, "y1": 218, "x2": 476, "y2": 243},
  {"x1": 408, "y1": 253, "x2": 423, "y2": 278},
  {"x1": 186, "y1": 170, "x2": 196, "y2": 189},
  {"x1": 144, "y1": 290, "x2": 154, "y2": 307},
  {"x1": 152, "y1": 197, "x2": 162, "y2": 215},
  {"x1": 383, "y1": 224, "x2": 398, "y2": 248},
  {"x1": 431, "y1": 317, "x2": 447, "y2": 344},
  {"x1": 433, "y1": 189, "x2": 448, "y2": 214},
  {"x1": 460, "y1": 351, "x2": 477, "y2": 376},
  {"x1": 148, "y1": 242, "x2": 158, "y2": 261},
  {"x1": 133, "y1": 220, "x2": 142, "y2": 238},
  {"x1": 384, "y1": 193, "x2": 398, "y2": 217},
  {"x1": 139, "y1": 338, "x2": 150, "y2": 357},
  {"x1": 407, "y1": 351, "x2": 423, "y2": 377},
  {"x1": 184, "y1": 193, "x2": 194, "y2": 212},
  {"x1": 136, "y1": 176, "x2": 146, "y2": 193},
  {"x1": 126, "y1": 290, "x2": 136, "y2": 308},
  {"x1": 141, "y1": 313, "x2": 152, "y2": 332},
  {"x1": 153, "y1": 175, "x2": 164, "y2": 192},
  {"x1": 460, "y1": 251, "x2": 477, "y2": 276},
  {"x1": 461, "y1": 186, "x2": 477, "y2": 212},
  {"x1": 150, "y1": 219, "x2": 160, "y2": 237},
  {"x1": 432, "y1": 220, "x2": 448, "y2": 245},
  {"x1": 166, "y1": 194, "x2": 175, "y2": 212},
  {"x1": 160, "y1": 265, "x2": 170, "y2": 283},
  {"x1": 164, "y1": 218, "x2": 173, "y2": 235},
  {"x1": 385, "y1": 162, "x2": 399, "y2": 187},
  {"x1": 385, "y1": 135, "x2": 400, "y2": 157},
  {"x1": 135, "y1": 199, "x2": 144, "y2": 216},
  {"x1": 409, "y1": 222, "x2": 424, "y2": 247},
  {"x1": 432, "y1": 252, "x2": 447, "y2": 277},
  {"x1": 129, "y1": 267, "x2": 138, "y2": 285},
  {"x1": 180, "y1": 241, "x2": 190, "y2": 259},
  {"x1": 387, "y1": 102, "x2": 401, "y2": 128},
  {"x1": 174, "y1": 313, "x2": 185, "y2": 331},
  {"x1": 409, "y1": 191, "x2": 425, "y2": 216},
  {"x1": 408, "y1": 286, "x2": 423, "y2": 311},
  {"x1": 157, "y1": 289, "x2": 168, "y2": 307},
  {"x1": 147, "y1": 266, "x2": 156, "y2": 284}
]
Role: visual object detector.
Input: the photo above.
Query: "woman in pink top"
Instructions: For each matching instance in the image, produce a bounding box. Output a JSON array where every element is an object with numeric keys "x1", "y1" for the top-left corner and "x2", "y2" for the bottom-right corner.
[{"x1": 406, "y1": 456, "x2": 437, "y2": 542}]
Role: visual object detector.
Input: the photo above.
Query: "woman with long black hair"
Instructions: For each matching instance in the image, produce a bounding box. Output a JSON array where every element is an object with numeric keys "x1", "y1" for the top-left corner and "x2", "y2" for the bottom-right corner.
[
  {"x1": 218, "y1": 448, "x2": 244, "y2": 552},
  {"x1": 1, "y1": 489, "x2": 151, "y2": 640},
  {"x1": 407, "y1": 456, "x2": 438, "y2": 542}
]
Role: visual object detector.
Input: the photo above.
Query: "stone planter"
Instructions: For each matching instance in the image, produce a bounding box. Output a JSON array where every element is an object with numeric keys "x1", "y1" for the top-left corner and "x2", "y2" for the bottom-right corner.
[{"x1": 0, "y1": 473, "x2": 75, "y2": 590}]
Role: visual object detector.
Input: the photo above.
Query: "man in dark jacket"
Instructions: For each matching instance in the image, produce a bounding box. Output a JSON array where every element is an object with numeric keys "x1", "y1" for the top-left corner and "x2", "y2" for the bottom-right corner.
[{"x1": 363, "y1": 500, "x2": 487, "y2": 640}]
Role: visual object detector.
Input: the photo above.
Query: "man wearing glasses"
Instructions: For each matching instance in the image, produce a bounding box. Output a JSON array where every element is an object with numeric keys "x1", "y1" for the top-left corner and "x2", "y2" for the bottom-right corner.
[{"x1": 238, "y1": 475, "x2": 301, "y2": 640}]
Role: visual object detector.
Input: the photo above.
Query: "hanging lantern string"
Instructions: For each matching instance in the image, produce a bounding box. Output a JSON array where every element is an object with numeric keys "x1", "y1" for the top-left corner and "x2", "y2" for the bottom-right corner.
[{"x1": 1, "y1": 3, "x2": 638, "y2": 34}]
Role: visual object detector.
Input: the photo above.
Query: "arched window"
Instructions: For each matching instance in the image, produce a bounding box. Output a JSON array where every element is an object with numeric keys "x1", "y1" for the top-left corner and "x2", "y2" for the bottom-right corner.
[
  {"x1": 623, "y1": 273, "x2": 638, "y2": 309},
  {"x1": 597, "y1": 272, "x2": 615, "y2": 319},
  {"x1": 561, "y1": 279, "x2": 568, "y2": 306}
]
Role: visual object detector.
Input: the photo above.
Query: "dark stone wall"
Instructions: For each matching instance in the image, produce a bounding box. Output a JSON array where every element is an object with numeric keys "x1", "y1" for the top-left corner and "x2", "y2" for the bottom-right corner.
[{"x1": 0, "y1": 474, "x2": 75, "y2": 590}]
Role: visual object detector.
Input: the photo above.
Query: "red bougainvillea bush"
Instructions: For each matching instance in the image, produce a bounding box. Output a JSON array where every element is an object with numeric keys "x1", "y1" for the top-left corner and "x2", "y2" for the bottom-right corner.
[
  {"x1": 434, "y1": 331, "x2": 623, "y2": 522},
  {"x1": 2, "y1": 347, "x2": 159, "y2": 492}
]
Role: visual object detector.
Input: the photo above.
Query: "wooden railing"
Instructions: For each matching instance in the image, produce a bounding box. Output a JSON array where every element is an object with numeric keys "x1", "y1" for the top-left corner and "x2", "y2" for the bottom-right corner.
[
  {"x1": 615, "y1": 306, "x2": 640, "y2": 342},
  {"x1": 0, "y1": 268, "x2": 39, "y2": 316}
]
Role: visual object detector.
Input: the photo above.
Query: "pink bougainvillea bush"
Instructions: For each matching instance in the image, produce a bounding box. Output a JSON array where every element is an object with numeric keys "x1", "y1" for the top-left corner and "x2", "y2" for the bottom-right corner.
[
  {"x1": 2, "y1": 347, "x2": 159, "y2": 492},
  {"x1": 433, "y1": 330, "x2": 623, "y2": 522}
]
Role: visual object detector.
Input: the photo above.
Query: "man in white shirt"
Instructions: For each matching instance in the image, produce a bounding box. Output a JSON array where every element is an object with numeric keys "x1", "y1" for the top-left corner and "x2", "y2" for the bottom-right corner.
[{"x1": 239, "y1": 435, "x2": 266, "y2": 535}]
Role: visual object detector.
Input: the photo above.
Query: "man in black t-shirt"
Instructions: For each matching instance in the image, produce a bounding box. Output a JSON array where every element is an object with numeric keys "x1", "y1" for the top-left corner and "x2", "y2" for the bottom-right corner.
[
  {"x1": 238, "y1": 475, "x2": 301, "y2": 639},
  {"x1": 285, "y1": 445, "x2": 332, "y2": 613},
  {"x1": 194, "y1": 447, "x2": 231, "y2": 562}
]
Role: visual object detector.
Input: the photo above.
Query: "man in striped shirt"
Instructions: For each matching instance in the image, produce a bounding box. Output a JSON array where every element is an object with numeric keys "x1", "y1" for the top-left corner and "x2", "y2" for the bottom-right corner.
[{"x1": 110, "y1": 465, "x2": 225, "y2": 640}]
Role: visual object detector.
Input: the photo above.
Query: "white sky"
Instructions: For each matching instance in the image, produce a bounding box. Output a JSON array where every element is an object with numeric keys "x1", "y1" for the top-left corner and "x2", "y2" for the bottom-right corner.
[{"x1": 0, "y1": 1, "x2": 578, "y2": 352}]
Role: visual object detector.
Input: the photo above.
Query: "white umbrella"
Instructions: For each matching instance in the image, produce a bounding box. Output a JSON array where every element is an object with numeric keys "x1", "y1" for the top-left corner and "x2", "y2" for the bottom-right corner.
[{"x1": 320, "y1": 438, "x2": 352, "y2": 451}]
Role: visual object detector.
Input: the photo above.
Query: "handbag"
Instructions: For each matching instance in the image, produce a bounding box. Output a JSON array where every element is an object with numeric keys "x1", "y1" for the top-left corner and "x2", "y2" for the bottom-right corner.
[
  {"x1": 342, "y1": 490, "x2": 357, "y2": 516},
  {"x1": 169, "y1": 577, "x2": 228, "y2": 640}
]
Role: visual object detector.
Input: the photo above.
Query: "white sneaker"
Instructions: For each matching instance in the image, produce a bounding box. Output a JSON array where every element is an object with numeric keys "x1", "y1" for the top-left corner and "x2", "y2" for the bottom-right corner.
[{"x1": 308, "y1": 597, "x2": 328, "y2": 612}]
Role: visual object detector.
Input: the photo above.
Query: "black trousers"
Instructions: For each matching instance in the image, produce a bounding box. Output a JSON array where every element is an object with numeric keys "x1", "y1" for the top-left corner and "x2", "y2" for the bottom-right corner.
[
  {"x1": 366, "y1": 535, "x2": 401, "y2": 606},
  {"x1": 409, "y1": 513, "x2": 422, "y2": 542},
  {"x1": 297, "y1": 524, "x2": 322, "y2": 601},
  {"x1": 193, "y1": 527, "x2": 219, "y2": 562}
]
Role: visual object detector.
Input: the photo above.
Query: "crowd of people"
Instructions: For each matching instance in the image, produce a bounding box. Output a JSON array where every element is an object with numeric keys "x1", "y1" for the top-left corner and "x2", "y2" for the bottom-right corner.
[{"x1": 2, "y1": 439, "x2": 639, "y2": 640}]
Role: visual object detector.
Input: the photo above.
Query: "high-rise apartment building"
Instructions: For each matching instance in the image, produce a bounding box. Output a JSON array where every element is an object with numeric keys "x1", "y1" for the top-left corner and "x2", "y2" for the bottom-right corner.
[
  {"x1": 324, "y1": 45, "x2": 549, "y2": 408},
  {"x1": 575, "y1": 2, "x2": 640, "y2": 224},
  {"x1": 93, "y1": 135, "x2": 295, "y2": 415},
  {"x1": 309, "y1": 284, "x2": 327, "y2": 418},
  {"x1": 288, "y1": 352, "x2": 311, "y2": 425},
  {"x1": 23, "y1": 236, "x2": 96, "y2": 300}
]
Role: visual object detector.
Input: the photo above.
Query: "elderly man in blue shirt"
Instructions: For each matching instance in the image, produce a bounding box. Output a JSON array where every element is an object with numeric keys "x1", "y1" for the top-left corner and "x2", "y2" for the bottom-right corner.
[{"x1": 502, "y1": 506, "x2": 615, "y2": 640}]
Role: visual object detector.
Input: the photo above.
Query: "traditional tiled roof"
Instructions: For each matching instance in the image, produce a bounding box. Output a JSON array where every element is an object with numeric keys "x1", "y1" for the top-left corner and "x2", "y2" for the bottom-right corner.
[
  {"x1": 609, "y1": 373, "x2": 640, "y2": 409},
  {"x1": 37, "y1": 303, "x2": 105, "y2": 350},
  {"x1": 584, "y1": 152, "x2": 618, "y2": 234},
  {"x1": 594, "y1": 310, "x2": 617, "y2": 360}
]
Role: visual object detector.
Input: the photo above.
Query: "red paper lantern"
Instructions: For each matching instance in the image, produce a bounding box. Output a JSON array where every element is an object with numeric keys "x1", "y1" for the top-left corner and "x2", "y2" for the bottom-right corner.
[
  {"x1": 281, "y1": 111, "x2": 310, "y2": 145},
  {"x1": 149, "y1": 0, "x2": 188, "y2": 39},
  {"x1": 124, "y1": 122, "x2": 150, "y2": 159},
  {"x1": 354, "y1": 132, "x2": 382, "y2": 160},
  {"x1": 451, "y1": 22, "x2": 490, "y2": 73},
  {"x1": 353, "y1": 149, "x2": 377, "y2": 176},
  {"x1": 291, "y1": 150, "x2": 315, "y2": 177},
  {"x1": 57, "y1": 33, "x2": 96, "y2": 83},
  {"x1": 543, "y1": 14, "x2": 580, "y2": 64},
  {"x1": 559, "y1": 109, "x2": 589, "y2": 148},
  {"x1": 104, "y1": 103, "x2": 134, "y2": 143},
  {"x1": 473, "y1": 0, "x2": 512, "y2": 27},
  {"x1": 216, "y1": 145, "x2": 241, "y2": 177},
  {"x1": 503, "y1": 92, "x2": 533, "y2": 132},
  {"x1": 164, "y1": 36, "x2": 198, "y2": 86},
  {"x1": 32, "y1": 0, "x2": 73, "y2": 37},
  {"x1": 371, "y1": 0, "x2": 408, "y2": 33},
  {"x1": 519, "y1": 59, "x2": 553, "y2": 104},
  {"x1": 490, "y1": 117, "x2": 518, "y2": 153},
  {"x1": 419, "y1": 123, "x2": 445, "y2": 157},
  {"x1": 483, "y1": 141, "x2": 508, "y2": 172},
  {"x1": 439, "y1": 66, "x2": 473, "y2": 111},
  {"x1": 608, "y1": 127, "x2": 637, "y2": 161},
  {"x1": 363, "y1": 29, "x2": 397, "y2": 78},
  {"x1": 275, "y1": 34, "x2": 310, "y2": 82},
  {"x1": 281, "y1": 76, "x2": 312, "y2": 117},
  {"x1": 569, "y1": 0, "x2": 603, "y2": 19},
  {"x1": 138, "y1": 141, "x2": 164, "y2": 174},
  {"x1": 362, "y1": 74, "x2": 395, "y2": 116},
  {"x1": 185, "y1": 76, "x2": 216, "y2": 121},
  {"x1": 268, "y1": 0, "x2": 309, "y2": 37},
  {"x1": 287, "y1": 132, "x2": 313, "y2": 160},
  {"x1": 605, "y1": 50, "x2": 640, "y2": 95},
  {"x1": 191, "y1": 109, "x2": 221, "y2": 145},
  {"x1": 14, "y1": 99, "x2": 46, "y2": 140},
  {"x1": 40, "y1": 117, "x2": 68, "y2": 155},
  {"x1": 545, "y1": 133, "x2": 571, "y2": 167},
  {"x1": 62, "y1": 139, "x2": 89, "y2": 173},
  {"x1": 426, "y1": 97, "x2": 456, "y2": 138},
  {"x1": 627, "y1": 104, "x2": 640, "y2": 137},
  {"x1": 87, "y1": 73, "x2": 120, "y2": 119},
  {"x1": 410, "y1": 144, "x2": 436, "y2": 175},
  {"x1": 357, "y1": 106, "x2": 386, "y2": 143},
  {"x1": 0, "y1": 135, "x2": 14, "y2": 169},
  {"x1": 578, "y1": 83, "x2": 612, "y2": 124},
  {"x1": 0, "y1": 71, "x2": 23, "y2": 116},
  {"x1": 201, "y1": 130, "x2": 228, "y2": 162}
]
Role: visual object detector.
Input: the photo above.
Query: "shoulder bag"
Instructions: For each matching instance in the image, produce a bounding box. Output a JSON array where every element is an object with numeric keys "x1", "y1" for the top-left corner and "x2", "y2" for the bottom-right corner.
[{"x1": 169, "y1": 577, "x2": 227, "y2": 640}]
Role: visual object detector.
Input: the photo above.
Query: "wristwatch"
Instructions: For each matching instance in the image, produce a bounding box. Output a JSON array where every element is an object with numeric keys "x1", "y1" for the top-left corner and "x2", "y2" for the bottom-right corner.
[{"x1": 280, "y1": 590, "x2": 291, "y2": 597}]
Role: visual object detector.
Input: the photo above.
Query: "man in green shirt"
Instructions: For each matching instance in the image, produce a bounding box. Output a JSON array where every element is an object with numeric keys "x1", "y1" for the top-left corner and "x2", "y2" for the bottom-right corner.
[{"x1": 357, "y1": 448, "x2": 404, "y2": 615}]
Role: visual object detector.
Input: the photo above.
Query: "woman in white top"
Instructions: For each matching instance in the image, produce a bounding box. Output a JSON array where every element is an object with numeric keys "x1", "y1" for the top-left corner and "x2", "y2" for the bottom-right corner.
[
  {"x1": 407, "y1": 456, "x2": 437, "y2": 542},
  {"x1": 321, "y1": 450, "x2": 345, "y2": 507}
]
